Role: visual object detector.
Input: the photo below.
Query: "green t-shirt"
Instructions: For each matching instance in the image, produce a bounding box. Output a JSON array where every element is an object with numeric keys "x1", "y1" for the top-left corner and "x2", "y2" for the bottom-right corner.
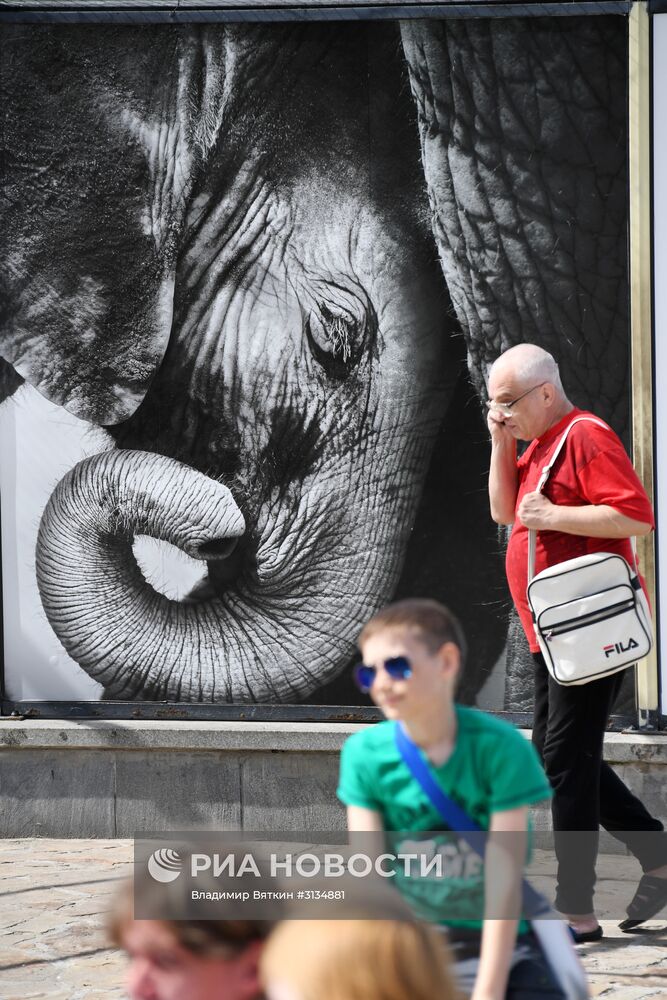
[{"x1": 337, "y1": 705, "x2": 552, "y2": 929}]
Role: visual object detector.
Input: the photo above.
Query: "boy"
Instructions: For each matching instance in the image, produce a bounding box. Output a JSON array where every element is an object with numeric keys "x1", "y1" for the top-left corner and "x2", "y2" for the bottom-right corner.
[{"x1": 337, "y1": 599, "x2": 563, "y2": 1000}]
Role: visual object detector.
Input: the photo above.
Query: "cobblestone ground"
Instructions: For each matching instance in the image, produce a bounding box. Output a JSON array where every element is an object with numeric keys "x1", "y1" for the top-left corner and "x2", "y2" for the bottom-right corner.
[{"x1": 0, "y1": 839, "x2": 665, "y2": 999}]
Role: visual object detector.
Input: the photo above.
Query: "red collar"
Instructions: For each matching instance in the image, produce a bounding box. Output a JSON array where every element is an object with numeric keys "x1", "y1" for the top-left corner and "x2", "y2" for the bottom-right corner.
[{"x1": 535, "y1": 407, "x2": 583, "y2": 448}]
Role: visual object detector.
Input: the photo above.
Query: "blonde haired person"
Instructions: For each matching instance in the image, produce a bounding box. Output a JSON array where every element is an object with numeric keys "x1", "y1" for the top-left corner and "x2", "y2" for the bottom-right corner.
[{"x1": 260, "y1": 918, "x2": 458, "y2": 1000}]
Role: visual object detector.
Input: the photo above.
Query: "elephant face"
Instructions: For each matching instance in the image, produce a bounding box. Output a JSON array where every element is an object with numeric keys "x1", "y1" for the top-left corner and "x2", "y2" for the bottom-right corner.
[{"x1": 0, "y1": 23, "x2": 453, "y2": 701}]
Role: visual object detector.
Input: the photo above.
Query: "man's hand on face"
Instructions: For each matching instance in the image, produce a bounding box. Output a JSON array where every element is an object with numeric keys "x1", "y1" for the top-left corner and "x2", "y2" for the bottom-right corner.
[
  {"x1": 487, "y1": 409, "x2": 514, "y2": 443},
  {"x1": 517, "y1": 491, "x2": 555, "y2": 530}
]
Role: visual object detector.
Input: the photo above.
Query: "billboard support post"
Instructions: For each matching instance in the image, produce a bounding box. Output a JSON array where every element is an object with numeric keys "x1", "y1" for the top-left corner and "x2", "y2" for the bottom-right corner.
[{"x1": 629, "y1": 1, "x2": 660, "y2": 721}]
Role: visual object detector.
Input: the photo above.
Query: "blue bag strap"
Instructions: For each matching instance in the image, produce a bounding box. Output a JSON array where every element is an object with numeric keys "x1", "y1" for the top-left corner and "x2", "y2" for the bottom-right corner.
[
  {"x1": 394, "y1": 721, "x2": 550, "y2": 919},
  {"x1": 395, "y1": 722, "x2": 481, "y2": 832}
]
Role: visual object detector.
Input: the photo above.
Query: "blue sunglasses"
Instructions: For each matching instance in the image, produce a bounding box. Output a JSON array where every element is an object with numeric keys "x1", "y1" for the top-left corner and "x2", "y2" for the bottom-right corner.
[{"x1": 353, "y1": 655, "x2": 412, "y2": 693}]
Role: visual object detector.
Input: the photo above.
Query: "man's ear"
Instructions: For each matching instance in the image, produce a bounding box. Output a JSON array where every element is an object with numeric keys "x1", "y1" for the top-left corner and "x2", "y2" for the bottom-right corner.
[{"x1": 542, "y1": 382, "x2": 557, "y2": 408}]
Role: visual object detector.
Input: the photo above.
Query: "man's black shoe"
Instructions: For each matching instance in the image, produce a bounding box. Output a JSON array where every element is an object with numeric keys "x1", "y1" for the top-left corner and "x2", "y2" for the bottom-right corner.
[{"x1": 619, "y1": 874, "x2": 667, "y2": 932}]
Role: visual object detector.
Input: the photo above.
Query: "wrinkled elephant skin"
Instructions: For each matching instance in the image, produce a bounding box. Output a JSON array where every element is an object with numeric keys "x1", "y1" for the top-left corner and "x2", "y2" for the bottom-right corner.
[
  {"x1": 0, "y1": 23, "x2": 455, "y2": 701},
  {"x1": 1, "y1": 17, "x2": 632, "y2": 706},
  {"x1": 400, "y1": 15, "x2": 630, "y2": 706}
]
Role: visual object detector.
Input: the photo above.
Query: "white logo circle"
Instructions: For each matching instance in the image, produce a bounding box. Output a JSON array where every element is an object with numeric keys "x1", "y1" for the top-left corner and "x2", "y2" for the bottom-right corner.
[{"x1": 148, "y1": 848, "x2": 183, "y2": 883}]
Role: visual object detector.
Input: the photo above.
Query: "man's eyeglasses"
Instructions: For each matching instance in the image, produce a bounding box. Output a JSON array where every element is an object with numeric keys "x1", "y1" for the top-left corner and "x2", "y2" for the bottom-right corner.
[
  {"x1": 353, "y1": 655, "x2": 412, "y2": 693},
  {"x1": 485, "y1": 381, "x2": 547, "y2": 419}
]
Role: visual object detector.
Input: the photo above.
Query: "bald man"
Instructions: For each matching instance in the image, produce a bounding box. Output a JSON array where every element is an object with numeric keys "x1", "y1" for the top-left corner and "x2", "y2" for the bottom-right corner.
[{"x1": 487, "y1": 344, "x2": 667, "y2": 941}]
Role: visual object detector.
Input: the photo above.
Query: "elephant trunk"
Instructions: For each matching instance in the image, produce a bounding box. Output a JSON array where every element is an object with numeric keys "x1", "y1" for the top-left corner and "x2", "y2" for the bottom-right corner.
[{"x1": 35, "y1": 449, "x2": 285, "y2": 701}]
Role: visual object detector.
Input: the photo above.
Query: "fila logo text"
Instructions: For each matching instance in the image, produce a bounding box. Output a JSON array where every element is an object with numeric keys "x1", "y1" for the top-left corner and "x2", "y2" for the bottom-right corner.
[{"x1": 603, "y1": 638, "x2": 639, "y2": 658}]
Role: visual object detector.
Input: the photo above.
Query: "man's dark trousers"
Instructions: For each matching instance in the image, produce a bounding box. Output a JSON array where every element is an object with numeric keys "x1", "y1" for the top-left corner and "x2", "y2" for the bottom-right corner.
[{"x1": 531, "y1": 652, "x2": 667, "y2": 914}]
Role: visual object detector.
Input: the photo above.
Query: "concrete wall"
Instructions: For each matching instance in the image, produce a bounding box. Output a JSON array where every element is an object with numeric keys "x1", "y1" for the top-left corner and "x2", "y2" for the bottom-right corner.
[{"x1": 0, "y1": 720, "x2": 665, "y2": 838}]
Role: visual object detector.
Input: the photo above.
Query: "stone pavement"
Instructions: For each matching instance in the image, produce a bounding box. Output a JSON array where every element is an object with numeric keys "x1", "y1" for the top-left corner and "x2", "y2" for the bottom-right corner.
[{"x1": 0, "y1": 839, "x2": 665, "y2": 999}]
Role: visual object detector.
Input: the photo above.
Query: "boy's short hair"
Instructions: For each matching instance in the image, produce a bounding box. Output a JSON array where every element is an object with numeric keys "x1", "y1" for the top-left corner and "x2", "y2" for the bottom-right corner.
[{"x1": 359, "y1": 599, "x2": 467, "y2": 666}]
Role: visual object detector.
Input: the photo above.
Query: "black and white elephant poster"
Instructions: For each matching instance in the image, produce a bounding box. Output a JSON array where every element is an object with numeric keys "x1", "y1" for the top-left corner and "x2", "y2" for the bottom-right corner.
[{"x1": 0, "y1": 9, "x2": 632, "y2": 709}]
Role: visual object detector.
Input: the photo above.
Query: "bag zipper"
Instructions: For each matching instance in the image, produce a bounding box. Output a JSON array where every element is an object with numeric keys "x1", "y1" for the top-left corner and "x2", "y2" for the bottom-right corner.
[{"x1": 542, "y1": 598, "x2": 635, "y2": 639}]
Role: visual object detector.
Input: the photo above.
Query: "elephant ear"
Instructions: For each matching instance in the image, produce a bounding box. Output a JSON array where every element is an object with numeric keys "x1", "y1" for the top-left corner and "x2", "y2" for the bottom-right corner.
[
  {"x1": 0, "y1": 25, "x2": 211, "y2": 424},
  {"x1": 0, "y1": 357, "x2": 23, "y2": 406}
]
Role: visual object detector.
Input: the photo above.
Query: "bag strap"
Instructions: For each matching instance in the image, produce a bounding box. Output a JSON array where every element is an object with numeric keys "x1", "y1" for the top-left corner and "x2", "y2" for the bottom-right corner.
[
  {"x1": 393, "y1": 722, "x2": 550, "y2": 919},
  {"x1": 526, "y1": 416, "x2": 638, "y2": 581},
  {"x1": 395, "y1": 721, "x2": 480, "y2": 832}
]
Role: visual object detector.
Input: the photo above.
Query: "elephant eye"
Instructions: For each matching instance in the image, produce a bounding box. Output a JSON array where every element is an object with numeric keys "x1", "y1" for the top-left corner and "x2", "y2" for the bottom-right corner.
[{"x1": 305, "y1": 298, "x2": 370, "y2": 381}]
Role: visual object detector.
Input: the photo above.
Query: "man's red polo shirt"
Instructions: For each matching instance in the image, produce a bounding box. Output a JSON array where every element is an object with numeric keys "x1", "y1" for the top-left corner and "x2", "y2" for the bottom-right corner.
[{"x1": 505, "y1": 408, "x2": 655, "y2": 652}]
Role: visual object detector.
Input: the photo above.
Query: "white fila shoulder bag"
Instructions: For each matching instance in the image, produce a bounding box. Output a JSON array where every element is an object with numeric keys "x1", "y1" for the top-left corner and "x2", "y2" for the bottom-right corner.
[{"x1": 526, "y1": 417, "x2": 653, "y2": 686}]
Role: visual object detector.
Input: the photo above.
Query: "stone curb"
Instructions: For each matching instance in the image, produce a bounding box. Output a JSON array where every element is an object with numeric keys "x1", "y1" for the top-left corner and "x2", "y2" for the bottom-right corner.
[
  {"x1": 0, "y1": 719, "x2": 361, "y2": 752},
  {"x1": 0, "y1": 718, "x2": 665, "y2": 760}
]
